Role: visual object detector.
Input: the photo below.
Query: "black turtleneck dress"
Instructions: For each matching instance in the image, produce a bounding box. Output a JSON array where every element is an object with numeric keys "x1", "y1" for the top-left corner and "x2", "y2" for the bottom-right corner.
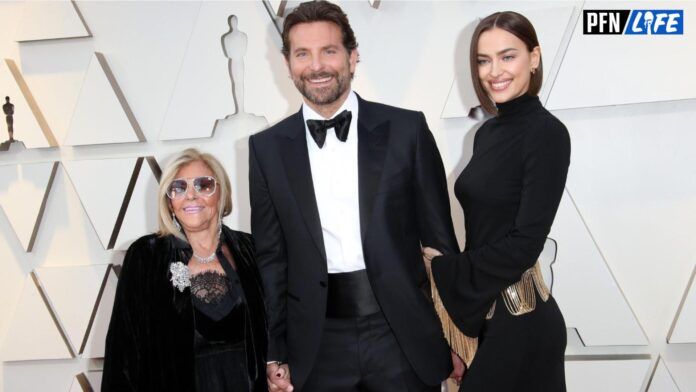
[{"x1": 432, "y1": 94, "x2": 570, "y2": 391}]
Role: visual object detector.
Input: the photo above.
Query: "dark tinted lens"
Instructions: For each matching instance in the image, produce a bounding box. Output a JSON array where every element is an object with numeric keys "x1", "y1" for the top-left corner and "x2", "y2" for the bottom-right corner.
[
  {"x1": 167, "y1": 180, "x2": 187, "y2": 199},
  {"x1": 194, "y1": 176, "x2": 216, "y2": 196}
]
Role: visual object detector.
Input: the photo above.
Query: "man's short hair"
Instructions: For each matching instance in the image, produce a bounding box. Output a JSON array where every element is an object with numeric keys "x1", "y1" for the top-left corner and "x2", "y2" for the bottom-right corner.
[{"x1": 281, "y1": 0, "x2": 358, "y2": 59}]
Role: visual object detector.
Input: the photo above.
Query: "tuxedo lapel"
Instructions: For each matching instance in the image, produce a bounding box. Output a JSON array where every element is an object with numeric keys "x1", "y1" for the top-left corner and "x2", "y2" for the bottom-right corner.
[
  {"x1": 357, "y1": 97, "x2": 391, "y2": 243},
  {"x1": 278, "y1": 111, "x2": 327, "y2": 263}
]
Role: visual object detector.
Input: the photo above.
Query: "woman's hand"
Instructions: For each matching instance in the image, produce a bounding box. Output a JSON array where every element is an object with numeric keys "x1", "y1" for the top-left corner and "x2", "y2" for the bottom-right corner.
[{"x1": 422, "y1": 246, "x2": 443, "y2": 274}]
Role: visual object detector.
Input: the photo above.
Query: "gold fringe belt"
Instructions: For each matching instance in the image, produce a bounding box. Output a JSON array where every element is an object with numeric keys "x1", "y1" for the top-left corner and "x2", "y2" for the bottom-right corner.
[{"x1": 429, "y1": 260, "x2": 550, "y2": 367}]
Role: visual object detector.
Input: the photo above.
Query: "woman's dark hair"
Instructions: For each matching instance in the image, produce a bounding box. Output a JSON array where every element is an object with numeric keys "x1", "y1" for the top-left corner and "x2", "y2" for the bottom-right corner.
[
  {"x1": 470, "y1": 11, "x2": 543, "y2": 115},
  {"x1": 281, "y1": 0, "x2": 358, "y2": 59}
]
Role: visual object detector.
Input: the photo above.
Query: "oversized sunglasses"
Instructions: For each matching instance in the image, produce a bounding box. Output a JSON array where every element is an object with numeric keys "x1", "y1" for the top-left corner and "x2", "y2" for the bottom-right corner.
[{"x1": 166, "y1": 176, "x2": 217, "y2": 199}]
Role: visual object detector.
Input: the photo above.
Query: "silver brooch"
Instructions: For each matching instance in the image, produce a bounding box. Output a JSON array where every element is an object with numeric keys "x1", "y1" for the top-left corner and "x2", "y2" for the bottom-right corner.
[{"x1": 169, "y1": 261, "x2": 190, "y2": 292}]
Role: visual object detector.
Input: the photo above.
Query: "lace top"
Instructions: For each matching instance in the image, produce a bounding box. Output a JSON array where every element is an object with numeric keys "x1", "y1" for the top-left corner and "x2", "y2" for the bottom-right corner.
[
  {"x1": 191, "y1": 270, "x2": 231, "y2": 304},
  {"x1": 189, "y1": 249, "x2": 245, "y2": 322}
]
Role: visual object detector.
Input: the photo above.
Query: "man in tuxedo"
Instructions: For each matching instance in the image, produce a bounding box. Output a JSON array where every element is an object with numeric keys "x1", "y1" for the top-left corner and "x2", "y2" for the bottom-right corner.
[{"x1": 249, "y1": 1, "x2": 462, "y2": 391}]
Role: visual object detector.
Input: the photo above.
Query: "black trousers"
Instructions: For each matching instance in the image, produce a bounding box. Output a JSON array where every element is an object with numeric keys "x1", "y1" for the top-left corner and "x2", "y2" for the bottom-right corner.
[
  {"x1": 459, "y1": 293, "x2": 567, "y2": 392},
  {"x1": 302, "y1": 312, "x2": 441, "y2": 392}
]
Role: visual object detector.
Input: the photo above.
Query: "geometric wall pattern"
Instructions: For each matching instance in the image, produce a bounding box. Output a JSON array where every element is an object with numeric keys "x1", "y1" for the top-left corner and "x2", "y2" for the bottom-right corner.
[
  {"x1": 647, "y1": 357, "x2": 680, "y2": 392},
  {"x1": 1, "y1": 274, "x2": 73, "y2": 362},
  {"x1": 69, "y1": 374, "x2": 90, "y2": 392},
  {"x1": 551, "y1": 190, "x2": 647, "y2": 346},
  {"x1": 14, "y1": 0, "x2": 91, "y2": 43},
  {"x1": 1, "y1": 1, "x2": 696, "y2": 391},
  {"x1": 267, "y1": 0, "x2": 289, "y2": 16},
  {"x1": 62, "y1": 158, "x2": 139, "y2": 250},
  {"x1": 550, "y1": 95, "x2": 696, "y2": 391},
  {"x1": 63, "y1": 53, "x2": 144, "y2": 146},
  {"x1": 68, "y1": 371, "x2": 103, "y2": 392},
  {"x1": 0, "y1": 162, "x2": 58, "y2": 252},
  {"x1": 113, "y1": 158, "x2": 161, "y2": 251},
  {"x1": 82, "y1": 267, "x2": 118, "y2": 359},
  {"x1": 33, "y1": 264, "x2": 111, "y2": 356},
  {"x1": 668, "y1": 266, "x2": 696, "y2": 344},
  {"x1": 62, "y1": 157, "x2": 160, "y2": 251}
]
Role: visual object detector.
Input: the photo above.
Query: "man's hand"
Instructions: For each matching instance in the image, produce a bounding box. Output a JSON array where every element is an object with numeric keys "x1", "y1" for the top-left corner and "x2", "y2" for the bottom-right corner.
[
  {"x1": 266, "y1": 362, "x2": 293, "y2": 392},
  {"x1": 449, "y1": 350, "x2": 465, "y2": 385},
  {"x1": 422, "y1": 246, "x2": 443, "y2": 274}
]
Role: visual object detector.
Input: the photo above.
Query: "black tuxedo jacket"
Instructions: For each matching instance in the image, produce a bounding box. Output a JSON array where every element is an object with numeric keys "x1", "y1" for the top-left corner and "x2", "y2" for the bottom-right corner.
[{"x1": 249, "y1": 95, "x2": 459, "y2": 388}]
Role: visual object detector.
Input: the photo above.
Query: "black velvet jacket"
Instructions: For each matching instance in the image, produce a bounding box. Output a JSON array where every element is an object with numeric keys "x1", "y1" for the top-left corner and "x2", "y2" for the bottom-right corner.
[{"x1": 102, "y1": 226, "x2": 267, "y2": 391}]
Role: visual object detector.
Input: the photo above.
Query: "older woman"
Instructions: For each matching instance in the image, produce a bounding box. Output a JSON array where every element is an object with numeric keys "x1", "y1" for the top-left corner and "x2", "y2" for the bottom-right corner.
[
  {"x1": 425, "y1": 11, "x2": 569, "y2": 391},
  {"x1": 102, "y1": 148, "x2": 267, "y2": 391}
]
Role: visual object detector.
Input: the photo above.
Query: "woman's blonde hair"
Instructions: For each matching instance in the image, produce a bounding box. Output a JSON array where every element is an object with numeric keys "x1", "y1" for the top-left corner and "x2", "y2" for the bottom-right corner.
[{"x1": 158, "y1": 148, "x2": 232, "y2": 241}]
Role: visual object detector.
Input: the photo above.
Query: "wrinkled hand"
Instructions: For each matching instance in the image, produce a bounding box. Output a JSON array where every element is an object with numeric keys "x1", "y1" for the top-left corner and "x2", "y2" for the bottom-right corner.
[
  {"x1": 422, "y1": 247, "x2": 443, "y2": 274},
  {"x1": 448, "y1": 350, "x2": 466, "y2": 385},
  {"x1": 267, "y1": 362, "x2": 293, "y2": 392}
]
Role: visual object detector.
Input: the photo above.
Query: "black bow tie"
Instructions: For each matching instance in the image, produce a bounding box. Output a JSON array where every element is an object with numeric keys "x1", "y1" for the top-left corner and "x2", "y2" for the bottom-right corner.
[{"x1": 306, "y1": 110, "x2": 352, "y2": 148}]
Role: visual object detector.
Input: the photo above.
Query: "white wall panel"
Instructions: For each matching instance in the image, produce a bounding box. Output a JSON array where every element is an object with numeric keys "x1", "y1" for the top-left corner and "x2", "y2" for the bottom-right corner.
[
  {"x1": 0, "y1": 162, "x2": 57, "y2": 252},
  {"x1": 15, "y1": 1, "x2": 90, "y2": 43},
  {"x1": 565, "y1": 357, "x2": 652, "y2": 392},
  {"x1": 63, "y1": 53, "x2": 143, "y2": 146},
  {"x1": 668, "y1": 266, "x2": 696, "y2": 343},
  {"x1": 3, "y1": 360, "x2": 85, "y2": 392},
  {"x1": 62, "y1": 158, "x2": 137, "y2": 250},
  {"x1": 113, "y1": 158, "x2": 159, "y2": 251},
  {"x1": 82, "y1": 268, "x2": 117, "y2": 359},
  {"x1": 0, "y1": 209, "x2": 35, "y2": 388},
  {"x1": 548, "y1": 2, "x2": 696, "y2": 109},
  {"x1": 648, "y1": 357, "x2": 681, "y2": 392},
  {"x1": 1, "y1": 275, "x2": 72, "y2": 362},
  {"x1": 27, "y1": 165, "x2": 115, "y2": 268},
  {"x1": 268, "y1": 0, "x2": 288, "y2": 16},
  {"x1": 84, "y1": 371, "x2": 102, "y2": 391},
  {"x1": 0, "y1": 2, "x2": 22, "y2": 60},
  {"x1": 34, "y1": 265, "x2": 110, "y2": 355},
  {"x1": 552, "y1": 191, "x2": 647, "y2": 345},
  {"x1": 553, "y1": 100, "x2": 696, "y2": 347}
]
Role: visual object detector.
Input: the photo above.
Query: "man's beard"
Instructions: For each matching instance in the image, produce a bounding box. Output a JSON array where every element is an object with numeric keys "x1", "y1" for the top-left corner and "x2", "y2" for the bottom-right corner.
[{"x1": 294, "y1": 69, "x2": 351, "y2": 107}]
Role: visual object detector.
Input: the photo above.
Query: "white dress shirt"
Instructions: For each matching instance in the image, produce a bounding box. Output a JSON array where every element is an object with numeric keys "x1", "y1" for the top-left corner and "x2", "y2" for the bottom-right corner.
[{"x1": 303, "y1": 91, "x2": 366, "y2": 274}]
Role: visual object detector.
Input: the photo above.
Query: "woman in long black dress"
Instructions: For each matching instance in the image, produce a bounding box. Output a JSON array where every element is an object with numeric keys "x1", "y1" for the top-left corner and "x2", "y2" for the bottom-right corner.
[
  {"x1": 424, "y1": 11, "x2": 570, "y2": 391},
  {"x1": 102, "y1": 148, "x2": 267, "y2": 391}
]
